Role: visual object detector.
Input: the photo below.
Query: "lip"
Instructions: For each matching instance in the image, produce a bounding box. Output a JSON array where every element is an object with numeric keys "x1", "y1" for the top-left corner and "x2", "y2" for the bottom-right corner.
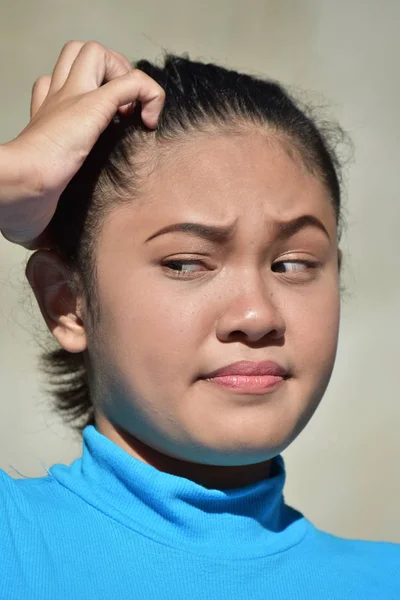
[
  {"x1": 200, "y1": 361, "x2": 289, "y2": 395},
  {"x1": 201, "y1": 360, "x2": 289, "y2": 379}
]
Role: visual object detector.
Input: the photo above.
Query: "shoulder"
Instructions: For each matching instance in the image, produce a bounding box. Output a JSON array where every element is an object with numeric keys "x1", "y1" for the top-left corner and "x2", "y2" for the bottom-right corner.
[
  {"x1": 0, "y1": 465, "x2": 83, "y2": 556},
  {"x1": 281, "y1": 518, "x2": 400, "y2": 596},
  {"x1": 0, "y1": 464, "x2": 81, "y2": 526},
  {"x1": 304, "y1": 521, "x2": 400, "y2": 574},
  {"x1": 0, "y1": 467, "x2": 57, "y2": 514},
  {"x1": 0, "y1": 468, "x2": 55, "y2": 557},
  {"x1": 0, "y1": 458, "x2": 92, "y2": 528}
]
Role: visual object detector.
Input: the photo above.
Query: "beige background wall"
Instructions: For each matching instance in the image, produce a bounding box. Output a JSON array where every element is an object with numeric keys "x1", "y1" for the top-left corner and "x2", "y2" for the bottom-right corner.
[{"x1": 0, "y1": 0, "x2": 399, "y2": 542}]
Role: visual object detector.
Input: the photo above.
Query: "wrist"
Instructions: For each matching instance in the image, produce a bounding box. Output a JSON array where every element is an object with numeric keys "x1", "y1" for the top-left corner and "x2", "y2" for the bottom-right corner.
[{"x1": 0, "y1": 141, "x2": 39, "y2": 234}]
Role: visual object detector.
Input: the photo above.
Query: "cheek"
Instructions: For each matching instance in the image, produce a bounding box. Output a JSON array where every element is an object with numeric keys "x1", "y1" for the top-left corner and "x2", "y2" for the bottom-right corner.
[
  {"x1": 285, "y1": 279, "x2": 340, "y2": 371},
  {"x1": 97, "y1": 275, "x2": 212, "y2": 379}
]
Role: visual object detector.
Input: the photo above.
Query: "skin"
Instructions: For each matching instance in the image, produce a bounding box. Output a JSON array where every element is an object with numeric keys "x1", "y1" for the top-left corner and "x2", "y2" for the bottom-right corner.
[{"x1": 28, "y1": 130, "x2": 341, "y2": 490}]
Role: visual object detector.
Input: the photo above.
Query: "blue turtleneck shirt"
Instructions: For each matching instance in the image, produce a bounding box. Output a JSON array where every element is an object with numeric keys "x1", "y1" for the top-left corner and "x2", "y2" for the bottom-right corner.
[{"x1": 1, "y1": 424, "x2": 399, "y2": 599}]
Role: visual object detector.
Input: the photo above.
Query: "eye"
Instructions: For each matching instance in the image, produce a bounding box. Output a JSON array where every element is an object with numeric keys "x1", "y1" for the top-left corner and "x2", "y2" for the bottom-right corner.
[
  {"x1": 271, "y1": 259, "x2": 319, "y2": 278},
  {"x1": 162, "y1": 259, "x2": 206, "y2": 278}
]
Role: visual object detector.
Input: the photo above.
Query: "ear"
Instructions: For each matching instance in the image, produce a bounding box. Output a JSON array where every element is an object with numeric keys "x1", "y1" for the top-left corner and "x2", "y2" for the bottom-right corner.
[{"x1": 25, "y1": 250, "x2": 88, "y2": 353}]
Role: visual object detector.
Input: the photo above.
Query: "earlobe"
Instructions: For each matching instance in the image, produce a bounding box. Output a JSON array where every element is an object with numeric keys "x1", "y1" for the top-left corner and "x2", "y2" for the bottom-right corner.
[{"x1": 25, "y1": 250, "x2": 88, "y2": 353}]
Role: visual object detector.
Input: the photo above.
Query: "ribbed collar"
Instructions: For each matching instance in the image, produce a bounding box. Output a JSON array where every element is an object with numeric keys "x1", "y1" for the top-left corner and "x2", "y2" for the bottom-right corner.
[{"x1": 50, "y1": 425, "x2": 308, "y2": 560}]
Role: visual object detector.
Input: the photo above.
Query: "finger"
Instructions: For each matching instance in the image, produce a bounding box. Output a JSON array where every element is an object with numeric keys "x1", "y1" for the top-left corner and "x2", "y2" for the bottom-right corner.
[
  {"x1": 48, "y1": 40, "x2": 86, "y2": 93},
  {"x1": 118, "y1": 100, "x2": 136, "y2": 116},
  {"x1": 30, "y1": 75, "x2": 51, "y2": 118},
  {"x1": 95, "y1": 69, "x2": 165, "y2": 129},
  {"x1": 63, "y1": 41, "x2": 132, "y2": 93},
  {"x1": 108, "y1": 48, "x2": 134, "y2": 73},
  {"x1": 108, "y1": 48, "x2": 136, "y2": 114}
]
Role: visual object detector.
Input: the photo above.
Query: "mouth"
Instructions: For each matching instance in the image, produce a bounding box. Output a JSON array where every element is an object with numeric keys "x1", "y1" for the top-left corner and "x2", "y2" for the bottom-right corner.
[
  {"x1": 199, "y1": 360, "x2": 290, "y2": 395},
  {"x1": 201, "y1": 374, "x2": 286, "y2": 395}
]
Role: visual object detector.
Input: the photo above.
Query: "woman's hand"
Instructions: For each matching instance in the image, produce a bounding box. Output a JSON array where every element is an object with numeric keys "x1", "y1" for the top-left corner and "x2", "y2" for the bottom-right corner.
[{"x1": 0, "y1": 40, "x2": 165, "y2": 249}]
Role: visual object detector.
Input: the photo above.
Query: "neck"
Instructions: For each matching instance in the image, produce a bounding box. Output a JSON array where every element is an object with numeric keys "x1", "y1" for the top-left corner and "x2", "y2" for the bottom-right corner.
[{"x1": 96, "y1": 414, "x2": 273, "y2": 490}]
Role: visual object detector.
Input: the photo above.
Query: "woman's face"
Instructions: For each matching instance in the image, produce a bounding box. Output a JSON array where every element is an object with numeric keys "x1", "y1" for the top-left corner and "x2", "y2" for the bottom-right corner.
[{"x1": 89, "y1": 131, "x2": 340, "y2": 479}]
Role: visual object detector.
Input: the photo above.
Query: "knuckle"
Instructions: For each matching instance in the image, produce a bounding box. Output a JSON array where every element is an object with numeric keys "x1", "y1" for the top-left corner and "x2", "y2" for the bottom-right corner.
[
  {"x1": 132, "y1": 67, "x2": 145, "y2": 77},
  {"x1": 114, "y1": 50, "x2": 132, "y2": 65},
  {"x1": 82, "y1": 40, "x2": 104, "y2": 54},
  {"x1": 61, "y1": 39, "x2": 85, "y2": 53},
  {"x1": 132, "y1": 68, "x2": 164, "y2": 93},
  {"x1": 131, "y1": 68, "x2": 150, "y2": 84},
  {"x1": 32, "y1": 75, "x2": 50, "y2": 91},
  {"x1": 113, "y1": 53, "x2": 133, "y2": 71}
]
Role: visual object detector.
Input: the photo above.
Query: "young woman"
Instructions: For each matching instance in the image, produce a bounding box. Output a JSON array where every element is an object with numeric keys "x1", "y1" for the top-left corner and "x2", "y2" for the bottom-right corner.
[{"x1": 0, "y1": 40, "x2": 398, "y2": 599}]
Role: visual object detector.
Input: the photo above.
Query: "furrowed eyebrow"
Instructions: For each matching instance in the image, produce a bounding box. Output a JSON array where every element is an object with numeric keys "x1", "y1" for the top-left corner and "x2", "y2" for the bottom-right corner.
[
  {"x1": 274, "y1": 215, "x2": 331, "y2": 241},
  {"x1": 145, "y1": 222, "x2": 237, "y2": 244},
  {"x1": 144, "y1": 215, "x2": 330, "y2": 244}
]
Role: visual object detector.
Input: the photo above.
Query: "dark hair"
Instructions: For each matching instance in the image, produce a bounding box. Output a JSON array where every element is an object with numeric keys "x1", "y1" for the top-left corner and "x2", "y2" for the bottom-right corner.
[{"x1": 39, "y1": 53, "x2": 345, "y2": 434}]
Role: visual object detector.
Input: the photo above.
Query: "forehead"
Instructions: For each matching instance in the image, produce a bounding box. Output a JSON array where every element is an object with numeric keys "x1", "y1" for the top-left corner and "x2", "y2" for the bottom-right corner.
[
  {"x1": 137, "y1": 132, "x2": 334, "y2": 223},
  {"x1": 106, "y1": 131, "x2": 337, "y2": 243}
]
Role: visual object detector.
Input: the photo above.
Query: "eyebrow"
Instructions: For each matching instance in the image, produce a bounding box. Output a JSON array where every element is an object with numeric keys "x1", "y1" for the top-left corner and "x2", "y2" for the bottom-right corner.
[
  {"x1": 145, "y1": 221, "x2": 236, "y2": 244},
  {"x1": 275, "y1": 215, "x2": 330, "y2": 241},
  {"x1": 145, "y1": 215, "x2": 330, "y2": 244}
]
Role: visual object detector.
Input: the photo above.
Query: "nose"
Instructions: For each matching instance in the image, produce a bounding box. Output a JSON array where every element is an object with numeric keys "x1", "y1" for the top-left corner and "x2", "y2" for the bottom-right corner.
[{"x1": 215, "y1": 271, "x2": 286, "y2": 344}]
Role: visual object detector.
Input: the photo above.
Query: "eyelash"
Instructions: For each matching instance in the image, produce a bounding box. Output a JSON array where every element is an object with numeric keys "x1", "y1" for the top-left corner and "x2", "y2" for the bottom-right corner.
[{"x1": 162, "y1": 259, "x2": 320, "y2": 279}]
